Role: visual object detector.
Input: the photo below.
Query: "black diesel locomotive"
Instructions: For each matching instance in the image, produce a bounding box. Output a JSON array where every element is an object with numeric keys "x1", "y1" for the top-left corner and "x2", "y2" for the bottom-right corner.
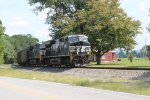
[{"x1": 17, "y1": 34, "x2": 91, "y2": 67}]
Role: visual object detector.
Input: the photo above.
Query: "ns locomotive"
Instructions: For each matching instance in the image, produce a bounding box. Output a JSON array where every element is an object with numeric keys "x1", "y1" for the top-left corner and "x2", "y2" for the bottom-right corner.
[{"x1": 17, "y1": 34, "x2": 91, "y2": 67}]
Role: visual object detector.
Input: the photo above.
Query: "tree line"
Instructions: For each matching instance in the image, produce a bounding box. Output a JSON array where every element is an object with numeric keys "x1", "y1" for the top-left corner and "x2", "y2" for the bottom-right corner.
[
  {"x1": 118, "y1": 48, "x2": 150, "y2": 60},
  {"x1": 0, "y1": 20, "x2": 39, "y2": 64},
  {"x1": 0, "y1": 20, "x2": 5, "y2": 64}
]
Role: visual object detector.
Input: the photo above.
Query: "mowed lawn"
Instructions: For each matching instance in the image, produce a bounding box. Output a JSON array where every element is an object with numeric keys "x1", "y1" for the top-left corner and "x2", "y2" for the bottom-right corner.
[{"x1": 90, "y1": 58, "x2": 150, "y2": 68}]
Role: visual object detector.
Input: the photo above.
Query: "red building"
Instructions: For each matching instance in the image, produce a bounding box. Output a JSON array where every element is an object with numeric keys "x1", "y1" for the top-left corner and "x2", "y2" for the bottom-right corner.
[
  {"x1": 92, "y1": 51, "x2": 117, "y2": 62},
  {"x1": 101, "y1": 51, "x2": 117, "y2": 62}
]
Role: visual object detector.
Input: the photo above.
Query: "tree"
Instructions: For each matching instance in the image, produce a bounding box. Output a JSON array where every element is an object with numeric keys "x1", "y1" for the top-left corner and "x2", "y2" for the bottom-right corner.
[
  {"x1": 7, "y1": 34, "x2": 39, "y2": 62},
  {"x1": 74, "y1": 0, "x2": 141, "y2": 64},
  {"x1": 118, "y1": 49, "x2": 127, "y2": 58},
  {"x1": 29, "y1": 0, "x2": 90, "y2": 38},
  {"x1": 141, "y1": 45, "x2": 149, "y2": 58},
  {"x1": 131, "y1": 50, "x2": 139, "y2": 58},
  {"x1": 1, "y1": 35, "x2": 15, "y2": 64},
  {"x1": 9, "y1": 34, "x2": 39, "y2": 53},
  {"x1": 146, "y1": 45, "x2": 150, "y2": 61},
  {"x1": 0, "y1": 20, "x2": 5, "y2": 64},
  {"x1": 29, "y1": 0, "x2": 141, "y2": 64},
  {"x1": 128, "y1": 52, "x2": 134, "y2": 63}
]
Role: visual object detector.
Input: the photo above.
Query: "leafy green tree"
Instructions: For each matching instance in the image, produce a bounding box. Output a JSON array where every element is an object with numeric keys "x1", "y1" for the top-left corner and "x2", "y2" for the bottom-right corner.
[
  {"x1": 118, "y1": 49, "x2": 127, "y2": 58},
  {"x1": 128, "y1": 52, "x2": 134, "y2": 63},
  {"x1": 131, "y1": 50, "x2": 138, "y2": 58},
  {"x1": 2, "y1": 35, "x2": 15, "y2": 64},
  {"x1": 29, "y1": 0, "x2": 89, "y2": 38},
  {"x1": 0, "y1": 20, "x2": 5, "y2": 64},
  {"x1": 74, "y1": 0, "x2": 141, "y2": 64},
  {"x1": 8, "y1": 34, "x2": 39, "y2": 63},
  {"x1": 141, "y1": 45, "x2": 148, "y2": 58},
  {"x1": 29, "y1": 0, "x2": 141, "y2": 64},
  {"x1": 146, "y1": 45, "x2": 150, "y2": 61},
  {"x1": 1, "y1": 34, "x2": 39, "y2": 64},
  {"x1": 9, "y1": 34, "x2": 39, "y2": 53}
]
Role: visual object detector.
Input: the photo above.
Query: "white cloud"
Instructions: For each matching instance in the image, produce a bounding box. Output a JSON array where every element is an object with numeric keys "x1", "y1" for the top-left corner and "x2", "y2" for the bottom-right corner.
[
  {"x1": 11, "y1": 20, "x2": 28, "y2": 27},
  {"x1": 31, "y1": 4, "x2": 51, "y2": 22},
  {"x1": 33, "y1": 28, "x2": 52, "y2": 42},
  {"x1": 39, "y1": 9, "x2": 49, "y2": 21},
  {"x1": 139, "y1": 2, "x2": 146, "y2": 12},
  {"x1": 121, "y1": 0, "x2": 129, "y2": 2},
  {"x1": 38, "y1": 8, "x2": 54, "y2": 23},
  {"x1": 9, "y1": 17, "x2": 31, "y2": 27}
]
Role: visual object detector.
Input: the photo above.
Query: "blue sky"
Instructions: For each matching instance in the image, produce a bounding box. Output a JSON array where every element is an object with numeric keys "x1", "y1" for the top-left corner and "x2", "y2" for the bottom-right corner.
[
  {"x1": 0, "y1": 0, "x2": 150, "y2": 50},
  {"x1": 121, "y1": 0, "x2": 150, "y2": 50},
  {"x1": 0, "y1": 0, "x2": 50, "y2": 41}
]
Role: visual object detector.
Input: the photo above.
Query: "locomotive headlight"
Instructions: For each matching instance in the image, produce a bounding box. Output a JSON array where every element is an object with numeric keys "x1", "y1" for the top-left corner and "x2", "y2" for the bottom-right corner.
[
  {"x1": 69, "y1": 46, "x2": 75, "y2": 52},
  {"x1": 85, "y1": 47, "x2": 91, "y2": 54},
  {"x1": 85, "y1": 47, "x2": 90, "y2": 52}
]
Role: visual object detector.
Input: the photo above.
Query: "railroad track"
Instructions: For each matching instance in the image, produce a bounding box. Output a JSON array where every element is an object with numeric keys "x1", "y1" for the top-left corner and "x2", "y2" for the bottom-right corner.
[
  {"x1": 55, "y1": 66, "x2": 150, "y2": 70},
  {"x1": 82, "y1": 67, "x2": 150, "y2": 70},
  {"x1": 13, "y1": 65, "x2": 150, "y2": 70}
]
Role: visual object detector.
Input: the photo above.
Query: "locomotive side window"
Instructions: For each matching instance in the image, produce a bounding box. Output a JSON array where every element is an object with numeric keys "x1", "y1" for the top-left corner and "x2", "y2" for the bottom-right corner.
[
  {"x1": 70, "y1": 42, "x2": 90, "y2": 46},
  {"x1": 69, "y1": 36, "x2": 79, "y2": 43},
  {"x1": 79, "y1": 36, "x2": 88, "y2": 42},
  {"x1": 65, "y1": 37, "x2": 68, "y2": 41}
]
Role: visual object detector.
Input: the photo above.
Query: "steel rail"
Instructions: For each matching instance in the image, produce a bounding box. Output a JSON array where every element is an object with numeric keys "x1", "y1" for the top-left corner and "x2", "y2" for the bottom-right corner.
[{"x1": 15, "y1": 65, "x2": 150, "y2": 70}]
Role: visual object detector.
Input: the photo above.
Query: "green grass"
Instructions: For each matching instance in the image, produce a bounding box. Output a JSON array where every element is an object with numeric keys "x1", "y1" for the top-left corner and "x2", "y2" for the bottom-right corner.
[
  {"x1": 0, "y1": 68, "x2": 150, "y2": 96},
  {"x1": 90, "y1": 58, "x2": 150, "y2": 68},
  {"x1": 0, "y1": 64, "x2": 12, "y2": 67}
]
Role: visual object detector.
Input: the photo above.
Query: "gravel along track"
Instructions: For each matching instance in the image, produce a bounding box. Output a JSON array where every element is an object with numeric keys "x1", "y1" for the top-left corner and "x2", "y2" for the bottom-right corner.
[
  {"x1": 8, "y1": 65, "x2": 150, "y2": 82},
  {"x1": 65, "y1": 68, "x2": 150, "y2": 81}
]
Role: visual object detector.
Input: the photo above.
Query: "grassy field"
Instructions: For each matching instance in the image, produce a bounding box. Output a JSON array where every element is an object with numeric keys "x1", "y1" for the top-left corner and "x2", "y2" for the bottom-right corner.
[
  {"x1": 0, "y1": 68, "x2": 150, "y2": 96},
  {"x1": 90, "y1": 58, "x2": 150, "y2": 68},
  {"x1": 0, "y1": 64, "x2": 12, "y2": 67},
  {"x1": 1, "y1": 58, "x2": 150, "y2": 68}
]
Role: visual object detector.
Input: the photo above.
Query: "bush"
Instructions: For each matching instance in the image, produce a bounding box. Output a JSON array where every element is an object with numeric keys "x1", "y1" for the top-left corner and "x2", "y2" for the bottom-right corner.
[{"x1": 118, "y1": 58, "x2": 121, "y2": 61}]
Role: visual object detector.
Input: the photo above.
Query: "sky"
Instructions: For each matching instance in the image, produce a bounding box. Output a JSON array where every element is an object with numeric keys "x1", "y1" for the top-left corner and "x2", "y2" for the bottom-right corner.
[{"x1": 0, "y1": 0, "x2": 150, "y2": 50}]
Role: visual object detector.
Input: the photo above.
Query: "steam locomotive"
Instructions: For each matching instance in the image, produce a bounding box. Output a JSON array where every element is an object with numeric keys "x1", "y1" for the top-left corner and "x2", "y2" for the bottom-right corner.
[{"x1": 17, "y1": 34, "x2": 91, "y2": 67}]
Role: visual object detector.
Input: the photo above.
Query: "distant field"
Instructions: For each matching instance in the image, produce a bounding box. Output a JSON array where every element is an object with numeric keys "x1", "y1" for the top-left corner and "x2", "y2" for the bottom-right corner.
[
  {"x1": 0, "y1": 58, "x2": 150, "y2": 68},
  {"x1": 90, "y1": 58, "x2": 150, "y2": 68}
]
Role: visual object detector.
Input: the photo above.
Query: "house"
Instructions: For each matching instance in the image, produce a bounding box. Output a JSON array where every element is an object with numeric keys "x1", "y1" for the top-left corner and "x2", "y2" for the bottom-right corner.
[
  {"x1": 101, "y1": 51, "x2": 117, "y2": 62},
  {"x1": 92, "y1": 51, "x2": 117, "y2": 62}
]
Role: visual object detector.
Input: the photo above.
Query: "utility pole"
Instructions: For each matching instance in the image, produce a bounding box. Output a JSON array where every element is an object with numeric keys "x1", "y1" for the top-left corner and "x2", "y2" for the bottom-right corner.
[{"x1": 145, "y1": 39, "x2": 147, "y2": 59}]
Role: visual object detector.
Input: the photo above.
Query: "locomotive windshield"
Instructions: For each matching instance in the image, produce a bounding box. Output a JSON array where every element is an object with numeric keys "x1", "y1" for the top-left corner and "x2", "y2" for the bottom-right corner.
[
  {"x1": 68, "y1": 35, "x2": 88, "y2": 43},
  {"x1": 69, "y1": 35, "x2": 90, "y2": 46}
]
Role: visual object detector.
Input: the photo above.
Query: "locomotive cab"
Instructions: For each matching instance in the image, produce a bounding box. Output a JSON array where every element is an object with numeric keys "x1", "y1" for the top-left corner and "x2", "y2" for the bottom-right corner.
[
  {"x1": 68, "y1": 35, "x2": 91, "y2": 67},
  {"x1": 68, "y1": 35, "x2": 91, "y2": 54}
]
